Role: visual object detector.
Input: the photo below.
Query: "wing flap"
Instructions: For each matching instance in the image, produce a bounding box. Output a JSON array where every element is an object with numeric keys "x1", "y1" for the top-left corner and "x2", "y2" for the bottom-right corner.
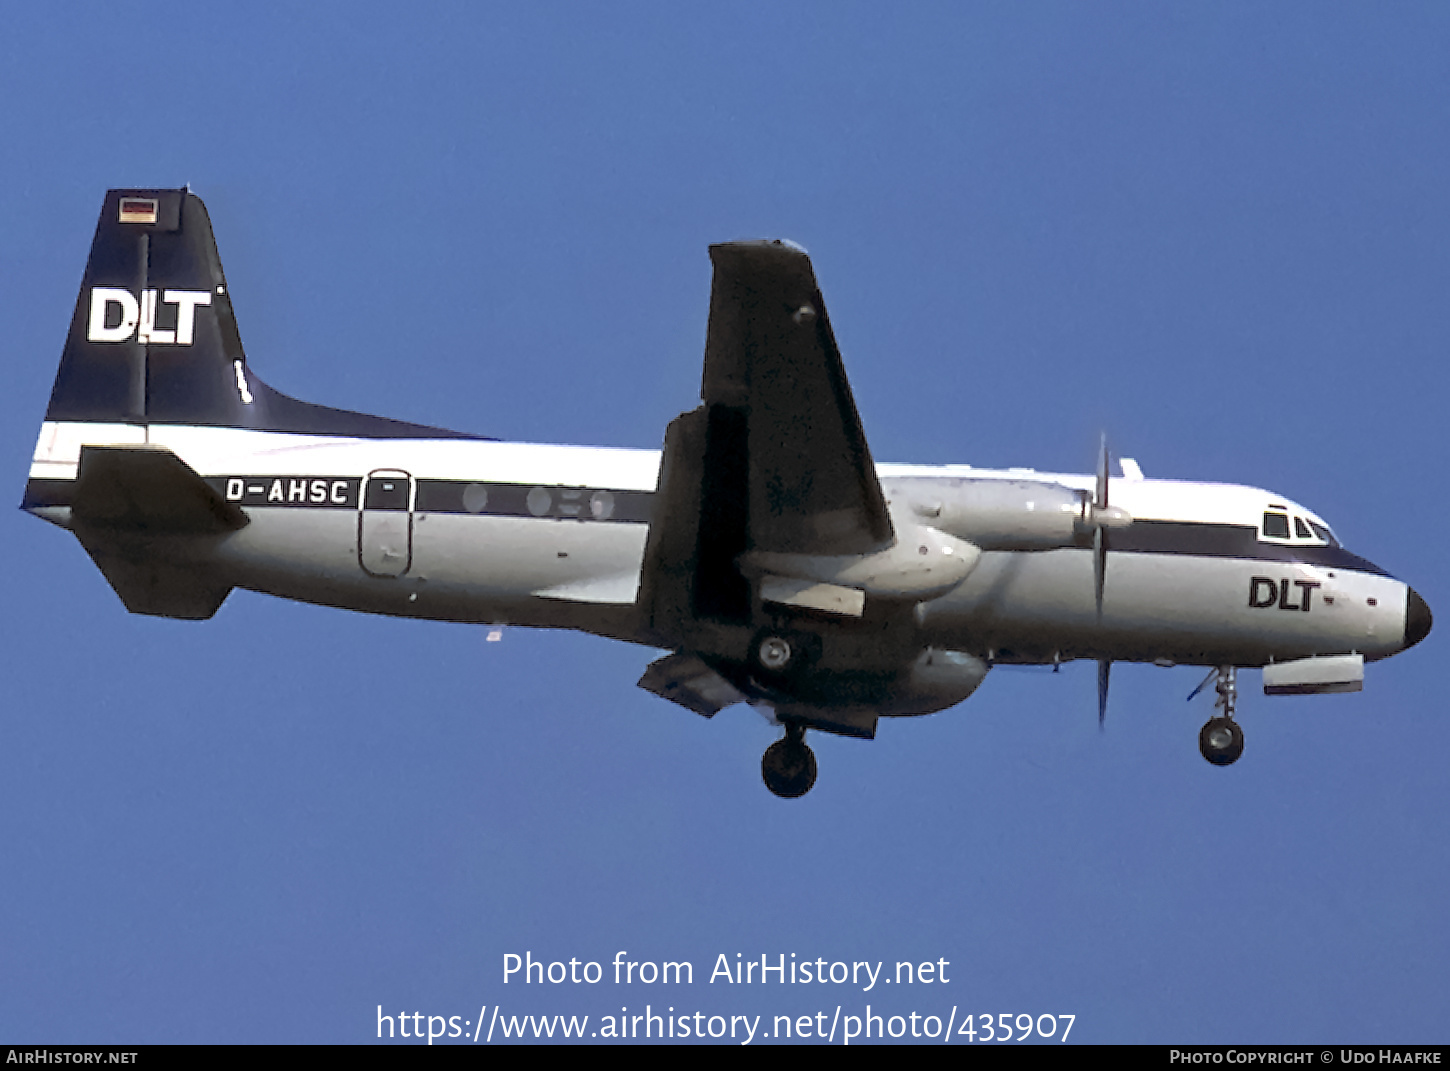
[{"x1": 637, "y1": 652, "x2": 746, "y2": 717}]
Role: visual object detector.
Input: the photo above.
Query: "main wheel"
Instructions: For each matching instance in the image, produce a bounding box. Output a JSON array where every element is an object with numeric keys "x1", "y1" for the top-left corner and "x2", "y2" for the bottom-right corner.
[
  {"x1": 1199, "y1": 716, "x2": 1244, "y2": 766},
  {"x1": 756, "y1": 634, "x2": 796, "y2": 673},
  {"x1": 748, "y1": 628, "x2": 816, "y2": 687},
  {"x1": 762, "y1": 735, "x2": 817, "y2": 798}
]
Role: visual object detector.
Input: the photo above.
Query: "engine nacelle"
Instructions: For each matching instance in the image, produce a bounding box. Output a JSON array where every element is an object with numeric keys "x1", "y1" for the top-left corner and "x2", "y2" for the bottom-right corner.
[
  {"x1": 883, "y1": 476, "x2": 1129, "y2": 552},
  {"x1": 741, "y1": 503, "x2": 981, "y2": 603},
  {"x1": 879, "y1": 648, "x2": 990, "y2": 716}
]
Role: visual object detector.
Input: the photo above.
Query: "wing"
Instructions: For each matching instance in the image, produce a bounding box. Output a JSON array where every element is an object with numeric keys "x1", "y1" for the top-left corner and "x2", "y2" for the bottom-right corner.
[
  {"x1": 702, "y1": 240, "x2": 893, "y2": 557},
  {"x1": 640, "y1": 240, "x2": 894, "y2": 642}
]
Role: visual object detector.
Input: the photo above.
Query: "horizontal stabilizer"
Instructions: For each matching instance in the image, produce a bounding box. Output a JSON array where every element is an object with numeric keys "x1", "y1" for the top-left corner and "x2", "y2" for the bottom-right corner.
[
  {"x1": 71, "y1": 530, "x2": 233, "y2": 620},
  {"x1": 638, "y1": 652, "x2": 746, "y2": 717},
  {"x1": 72, "y1": 445, "x2": 248, "y2": 534},
  {"x1": 69, "y1": 445, "x2": 242, "y2": 619}
]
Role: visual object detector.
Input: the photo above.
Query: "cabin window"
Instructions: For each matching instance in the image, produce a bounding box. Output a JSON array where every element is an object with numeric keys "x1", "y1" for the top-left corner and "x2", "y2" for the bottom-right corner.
[
  {"x1": 1262, "y1": 511, "x2": 1291, "y2": 539},
  {"x1": 1294, "y1": 516, "x2": 1312, "y2": 539},
  {"x1": 1308, "y1": 520, "x2": 1340, "y2": 548}
]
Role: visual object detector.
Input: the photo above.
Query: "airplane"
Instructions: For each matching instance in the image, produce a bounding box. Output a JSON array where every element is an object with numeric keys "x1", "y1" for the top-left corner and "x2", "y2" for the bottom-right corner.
[{"x1": 22, "y1": 189, "x2": 1432, "y2": 798}]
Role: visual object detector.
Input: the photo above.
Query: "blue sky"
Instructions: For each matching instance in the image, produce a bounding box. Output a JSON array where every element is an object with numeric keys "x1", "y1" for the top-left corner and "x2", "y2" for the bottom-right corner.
[{"x1": 2, "y1": 2, "x2": 1446, "y2": 1044}]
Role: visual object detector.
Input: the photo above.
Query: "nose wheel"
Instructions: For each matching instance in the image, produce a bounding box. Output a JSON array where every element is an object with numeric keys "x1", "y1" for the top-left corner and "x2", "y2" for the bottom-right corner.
[
  {"x1": 1191, "y1": 665, "x2": 1244, "y2": 766},
  {"x1": 762, "y1": 724, "x2": 817, "y2": 798},
  {"x1": 1199, "y1": 716, "x2": 1244, "y2": 765}
]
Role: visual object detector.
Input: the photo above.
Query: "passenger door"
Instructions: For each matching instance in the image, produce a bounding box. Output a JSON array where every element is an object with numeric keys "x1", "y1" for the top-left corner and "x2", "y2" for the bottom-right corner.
[{"x1": 359, "y1": 469, "x2": 414, "y2": 577}]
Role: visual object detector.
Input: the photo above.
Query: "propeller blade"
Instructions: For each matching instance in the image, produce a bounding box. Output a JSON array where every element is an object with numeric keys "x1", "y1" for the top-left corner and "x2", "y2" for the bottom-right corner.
[
  {"x1": 1093, "y1": 525, "x2": 1105, "y2": 616},
  {"x1": 1096, "y1": 433, "x2": 1110, "y2": 510},
  {"x1": 1094, "y1": 438, "x2": 1114, "y2": 726},
  {"x1": 1094, "y1": 434, "x2": 1110, "y2": 618}
]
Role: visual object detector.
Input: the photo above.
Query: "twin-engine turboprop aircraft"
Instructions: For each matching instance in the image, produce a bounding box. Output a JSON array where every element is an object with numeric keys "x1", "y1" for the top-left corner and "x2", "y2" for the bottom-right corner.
[{"x1": 23, "y1": 189, "x2": 1432, "y2": 797}]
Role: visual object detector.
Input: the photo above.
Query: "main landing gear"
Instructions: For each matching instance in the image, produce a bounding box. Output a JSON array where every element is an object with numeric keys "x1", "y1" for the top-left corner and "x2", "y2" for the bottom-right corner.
[
  {"x1": 751, "y1": 626, "x2": 821, "y2": 797},
  {"x1": 762, "y1": 723, "x2": 817, "y2": 798},
  {"x1": 1193, "y1": 665, "x2": 1245, "y2": 766}
]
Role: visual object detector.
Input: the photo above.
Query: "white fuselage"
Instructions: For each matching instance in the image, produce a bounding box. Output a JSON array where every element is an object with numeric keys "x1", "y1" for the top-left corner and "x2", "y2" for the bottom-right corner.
[{"x1": 27, "y1": 420, "x2": 1412, "y2": 672}]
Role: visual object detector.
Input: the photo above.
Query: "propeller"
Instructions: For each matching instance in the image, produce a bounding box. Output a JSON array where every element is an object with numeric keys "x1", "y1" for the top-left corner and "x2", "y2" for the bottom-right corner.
[{"x1": 1088, "y1": 435, "x2": 1133, "y2": 729}]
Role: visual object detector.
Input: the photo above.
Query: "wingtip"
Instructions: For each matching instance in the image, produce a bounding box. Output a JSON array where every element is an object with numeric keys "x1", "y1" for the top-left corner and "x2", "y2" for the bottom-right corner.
[{"x1": 709, "y1": 237, "x2": 811, "y2": 258}]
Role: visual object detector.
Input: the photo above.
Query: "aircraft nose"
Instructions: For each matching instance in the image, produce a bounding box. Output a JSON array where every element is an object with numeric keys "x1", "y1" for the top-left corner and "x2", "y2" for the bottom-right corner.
[{"x1": 1404, "y1": 587, "x2": 1432, "y2": 650}]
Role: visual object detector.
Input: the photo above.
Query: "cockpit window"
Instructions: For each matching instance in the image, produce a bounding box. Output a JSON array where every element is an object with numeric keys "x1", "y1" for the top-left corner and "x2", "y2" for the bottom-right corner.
[{"x1": 1262, "y1": 508, "x2": 1339, "y2": 546}]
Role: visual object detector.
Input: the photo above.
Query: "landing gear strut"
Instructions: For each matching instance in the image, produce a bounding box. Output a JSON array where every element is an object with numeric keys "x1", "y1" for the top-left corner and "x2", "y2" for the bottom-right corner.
[
  {"x1": 1194, "y1": 665, "x2": 1244, "y2": 766},
  {"x1": 762, "y1": 723, "x2": 817, "y2": 798}
]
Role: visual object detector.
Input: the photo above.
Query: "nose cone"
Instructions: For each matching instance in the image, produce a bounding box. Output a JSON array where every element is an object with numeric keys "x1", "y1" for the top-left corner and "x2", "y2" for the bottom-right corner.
[{"x1": 1404, "y1": 588, "x2": 1433, "y2": 650}]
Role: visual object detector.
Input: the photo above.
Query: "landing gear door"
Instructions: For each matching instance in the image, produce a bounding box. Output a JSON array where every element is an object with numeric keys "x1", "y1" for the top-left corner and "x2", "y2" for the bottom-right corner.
[{"x1": 360, "y1": 469, "x2": 414, "y2": 577}]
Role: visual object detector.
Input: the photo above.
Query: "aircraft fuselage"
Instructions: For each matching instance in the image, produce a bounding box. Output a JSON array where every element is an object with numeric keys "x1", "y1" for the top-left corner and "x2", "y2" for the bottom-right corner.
[{"x1": 25, "y1": 420, "x2": 1415, "y2": 678}]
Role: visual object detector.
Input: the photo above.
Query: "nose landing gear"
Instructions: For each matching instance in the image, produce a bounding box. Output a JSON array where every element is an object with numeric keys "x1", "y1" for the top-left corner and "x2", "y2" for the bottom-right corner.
[
  {"x1": 1191, "y1": 665, "x2": 1244, "y2": 765},
  {"x1": 762, "y1": 723, "x2": 817, "y2": 798}
]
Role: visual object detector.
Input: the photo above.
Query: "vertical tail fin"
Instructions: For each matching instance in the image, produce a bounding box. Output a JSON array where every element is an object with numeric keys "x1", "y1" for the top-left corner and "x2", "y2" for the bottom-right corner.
[
  {"x1": 37, "y1": 187, "x2": 484, "y2": 451},
  {"x1": 47, "y1": 188, "x2": 253, "y2": 427}
]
